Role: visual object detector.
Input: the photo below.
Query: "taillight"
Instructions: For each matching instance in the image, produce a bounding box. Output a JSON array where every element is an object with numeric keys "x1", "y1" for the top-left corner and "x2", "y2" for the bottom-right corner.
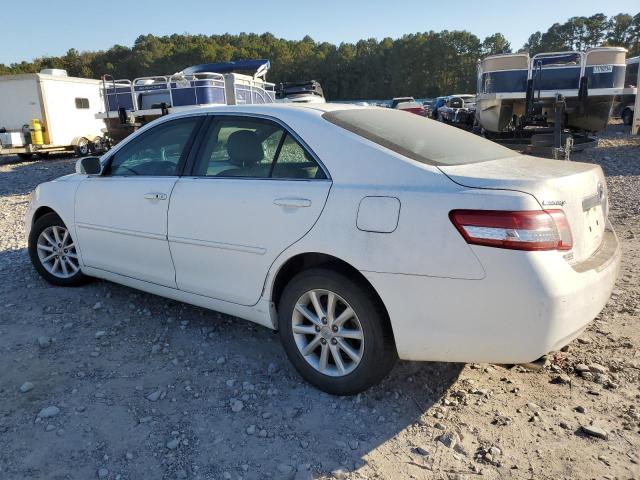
[
  {"x1": 402, "y1": 107, "x2": 426, "y2": 116},
  {"x1": 449, "y1": 209, "x2": 573, "y2": 251}
]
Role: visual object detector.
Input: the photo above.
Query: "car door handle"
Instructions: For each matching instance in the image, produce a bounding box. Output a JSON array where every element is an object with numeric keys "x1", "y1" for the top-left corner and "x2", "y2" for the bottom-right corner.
[
  {"x1": 144, "y1": 192, "x2": 168, "y2": 200},
  {"x1": 273, "y1": 198, "x2": 312, "y2": 208}
]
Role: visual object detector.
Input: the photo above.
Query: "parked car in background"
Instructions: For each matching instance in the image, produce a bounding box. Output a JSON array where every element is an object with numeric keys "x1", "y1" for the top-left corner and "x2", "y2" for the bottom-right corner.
[
  {"x1": 391, "y1": 97, "x2": 426, "y2": 116},
  {"x1": 425, "y1": 96, "x2": 447, "y2": 119},
  {"x1": 26, "y1": 104, "x2": 620, "y2": 395},
  {"x1": 436, "y1": 94, "x2": 477, "y2": 129},
  {"x1": 390, "y1": 97, "x2": 415, "y2": 109}
]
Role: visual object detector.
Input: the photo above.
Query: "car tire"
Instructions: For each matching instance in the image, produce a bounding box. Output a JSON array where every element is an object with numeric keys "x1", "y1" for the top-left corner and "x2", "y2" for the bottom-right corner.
[
  {"x1": 278, "y1": 268, "x2": 397, "y2": 395},
  {"x1": 622, "y1": 108, "x2": 633, "y2": 126},
  {"x1": 28, "y1": 212, "x2": 89, "y2": 287}
]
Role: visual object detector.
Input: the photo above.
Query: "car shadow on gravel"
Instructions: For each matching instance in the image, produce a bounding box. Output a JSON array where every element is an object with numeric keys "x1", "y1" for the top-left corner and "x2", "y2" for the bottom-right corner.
[
  {"x1": 96, "y1": 280, "x2": 465, "y2": 479},
  {"x1": 0, "y1": 246, "x2": 464, "y2": 479}
]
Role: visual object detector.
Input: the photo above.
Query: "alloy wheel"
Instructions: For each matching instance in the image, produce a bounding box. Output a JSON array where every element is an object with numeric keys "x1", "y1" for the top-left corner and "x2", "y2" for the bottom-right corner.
[
  {"x1": 36, "y1": 225, "x2": 80, "y2": 279},
  {"x1": 291, "y1": 289, "x2": 364, "y2": 377}
]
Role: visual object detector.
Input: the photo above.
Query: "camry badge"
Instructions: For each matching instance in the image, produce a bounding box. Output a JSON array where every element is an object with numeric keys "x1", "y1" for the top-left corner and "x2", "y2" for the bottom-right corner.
[{"x1": 542, "y1": 200, "x2": 565, "y2": 207}]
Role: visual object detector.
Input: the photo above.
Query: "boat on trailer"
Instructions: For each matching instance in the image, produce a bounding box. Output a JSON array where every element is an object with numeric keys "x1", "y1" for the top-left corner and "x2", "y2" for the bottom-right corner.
[
  {"x1": 96, "y1": 59, "x2": 276, "y2": 144},
  {"x1": 476, "y1": 47, "x2": 627, "y2": 137}
]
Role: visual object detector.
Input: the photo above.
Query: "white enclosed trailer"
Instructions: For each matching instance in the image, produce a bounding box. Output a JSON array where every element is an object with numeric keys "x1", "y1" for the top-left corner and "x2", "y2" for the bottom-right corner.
[{"x1": 0, "y1": 69, "x2": 105, "y2": 158}]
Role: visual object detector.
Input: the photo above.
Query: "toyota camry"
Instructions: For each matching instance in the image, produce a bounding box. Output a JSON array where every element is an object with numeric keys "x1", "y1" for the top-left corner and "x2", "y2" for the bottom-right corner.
[{"x1": 26, "y1": 104, "x2": 620, "y2": 395}]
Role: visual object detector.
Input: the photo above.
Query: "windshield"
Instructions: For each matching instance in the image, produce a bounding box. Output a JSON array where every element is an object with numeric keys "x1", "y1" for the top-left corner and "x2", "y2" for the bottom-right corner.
[{"x1": 322, "y1": 108, "x2": 517, "y2": 166}]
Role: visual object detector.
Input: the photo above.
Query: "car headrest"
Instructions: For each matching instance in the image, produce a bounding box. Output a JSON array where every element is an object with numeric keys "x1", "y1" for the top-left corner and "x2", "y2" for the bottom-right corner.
[{"x1": 227, "y1": 130, "x2": 264, "y2": 166}]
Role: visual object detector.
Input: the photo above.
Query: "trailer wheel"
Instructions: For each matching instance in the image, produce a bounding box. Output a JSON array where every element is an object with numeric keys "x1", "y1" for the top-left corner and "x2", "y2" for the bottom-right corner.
[
  {"x1": 622, "y1": 108, "x2": 633, "y2": 126},
  {"x1": 90, "y1": 137, "x2": 104, "y2": 154},
  {"x1": 75, "y1": 137, "x2": 90, "y2": 157},
  {"x1": 18, "y1": 153, "x2": 34, "y2": 161},
  {"x1": 36, "y1": 152, "x2": 50, "y2": 159}
]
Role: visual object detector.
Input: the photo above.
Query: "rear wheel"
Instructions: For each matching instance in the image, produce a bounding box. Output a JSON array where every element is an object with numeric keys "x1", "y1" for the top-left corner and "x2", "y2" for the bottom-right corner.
[
  {"x1": 278, "y1": 268, "x2": 397, "y2": 395},
  {"x1": 28, "y1": 213, "x2": 89, "y2": 286},
  {"x1": 622, "y1": 108, "x2": 633, "y2": 126}
]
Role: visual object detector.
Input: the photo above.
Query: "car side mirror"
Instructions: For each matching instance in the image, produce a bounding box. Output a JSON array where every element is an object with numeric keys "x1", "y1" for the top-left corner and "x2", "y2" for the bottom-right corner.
[{"x1": 75, "y1": 156, "x2": 102, "y2": 175}]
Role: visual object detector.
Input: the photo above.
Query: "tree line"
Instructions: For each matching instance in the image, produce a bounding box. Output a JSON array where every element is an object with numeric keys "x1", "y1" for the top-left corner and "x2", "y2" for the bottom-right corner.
[{"x1": 1, "y1": 12, "x2": 638, "y2": 100}]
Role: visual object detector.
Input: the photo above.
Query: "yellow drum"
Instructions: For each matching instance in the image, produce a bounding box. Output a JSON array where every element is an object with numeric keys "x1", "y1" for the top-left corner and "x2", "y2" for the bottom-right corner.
[{"x1": 30, "y1": 119, "x2": 44, "y2": 145}]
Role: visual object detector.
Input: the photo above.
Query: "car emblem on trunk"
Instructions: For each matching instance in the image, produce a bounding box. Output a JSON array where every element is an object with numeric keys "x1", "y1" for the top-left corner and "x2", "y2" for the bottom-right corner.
[{"x1": 542, "y1": 200, "x2": 565, "y2": 206}]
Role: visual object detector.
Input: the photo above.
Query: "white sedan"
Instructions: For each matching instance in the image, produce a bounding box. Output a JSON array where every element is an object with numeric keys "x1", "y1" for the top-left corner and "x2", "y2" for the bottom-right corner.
[{"x1": 26, "y1": 104, "x2": 620, "y2": 395}]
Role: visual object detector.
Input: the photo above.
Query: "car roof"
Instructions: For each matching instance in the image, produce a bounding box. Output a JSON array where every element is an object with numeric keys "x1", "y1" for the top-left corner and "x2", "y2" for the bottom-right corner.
[{"x1": 159, "y1": 102, "x2": 373, "y2": 126}]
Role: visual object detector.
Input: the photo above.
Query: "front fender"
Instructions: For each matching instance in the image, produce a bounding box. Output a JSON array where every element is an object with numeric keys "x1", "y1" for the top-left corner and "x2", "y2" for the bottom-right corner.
[{"x1": 25, "y1": 175, "x2": 84, "y2": 246}]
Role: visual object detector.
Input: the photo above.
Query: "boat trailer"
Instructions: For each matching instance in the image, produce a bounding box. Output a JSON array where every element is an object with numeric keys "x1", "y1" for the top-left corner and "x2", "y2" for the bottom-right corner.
[{"x1": 484, "y1": 92, "x2": 598, "y2": 160}]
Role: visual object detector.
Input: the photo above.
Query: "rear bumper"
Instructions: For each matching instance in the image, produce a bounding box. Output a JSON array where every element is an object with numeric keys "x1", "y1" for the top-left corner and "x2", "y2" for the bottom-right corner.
[{"x1": 364, "y1": 228, "x2": 620, "y2": 363}]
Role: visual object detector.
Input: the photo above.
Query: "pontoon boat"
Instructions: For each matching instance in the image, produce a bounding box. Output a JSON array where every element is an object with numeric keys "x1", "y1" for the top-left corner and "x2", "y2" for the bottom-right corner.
[
  {"x1": 476, "y1": 47, "x2": 627, "y2": 134},
  {"x1": 96, "y1": 60, "x2": 276, "y2": 143}
]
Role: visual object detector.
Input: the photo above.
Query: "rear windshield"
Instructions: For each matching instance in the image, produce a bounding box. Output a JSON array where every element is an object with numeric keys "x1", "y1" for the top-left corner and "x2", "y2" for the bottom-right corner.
[{"x1": 322, "y1": 108, "x2": 517, "y2": 166}]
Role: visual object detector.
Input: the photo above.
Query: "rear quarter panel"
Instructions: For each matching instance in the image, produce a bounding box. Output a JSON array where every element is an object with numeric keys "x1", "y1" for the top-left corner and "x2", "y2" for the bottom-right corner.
[{"x1": 263, "y1": 118, "x2": 542, "y2": 292}]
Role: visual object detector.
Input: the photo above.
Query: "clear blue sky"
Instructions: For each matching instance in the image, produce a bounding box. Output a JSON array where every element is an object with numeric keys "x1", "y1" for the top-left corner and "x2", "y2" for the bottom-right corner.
[{"x1": 2, "y1": 0, "x2": 637, "y2": 64}]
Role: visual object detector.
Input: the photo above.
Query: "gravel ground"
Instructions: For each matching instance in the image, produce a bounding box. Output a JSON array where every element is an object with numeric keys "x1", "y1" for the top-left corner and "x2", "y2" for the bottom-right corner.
[{"x1": 0, "y1": 123, "x2": 638, "y2": 480}]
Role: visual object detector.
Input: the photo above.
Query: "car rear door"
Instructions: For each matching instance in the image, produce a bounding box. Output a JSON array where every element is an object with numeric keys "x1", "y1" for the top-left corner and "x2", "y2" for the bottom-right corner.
[
  {"x1": 75, "y1": 116, "x2": 202, "y2": 287},
  {"x1": 167, "y1": 114, "x2": 331, "y2": 306}
]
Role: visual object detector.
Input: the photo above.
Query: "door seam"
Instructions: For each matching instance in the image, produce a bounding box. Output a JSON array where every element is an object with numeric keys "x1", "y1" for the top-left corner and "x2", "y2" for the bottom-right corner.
[{"x1": 166, "y1": 179, "x2": 181, "y2": 286}]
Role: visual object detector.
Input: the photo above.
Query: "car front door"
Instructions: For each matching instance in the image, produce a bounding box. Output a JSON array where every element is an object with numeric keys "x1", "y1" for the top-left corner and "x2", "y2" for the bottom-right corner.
[
  {"x1": 167, "y1": 115, "x2": 332, "y2": 306},
  {"x1": 74, "y1": 116, "x2": 202, "y2": 287}
]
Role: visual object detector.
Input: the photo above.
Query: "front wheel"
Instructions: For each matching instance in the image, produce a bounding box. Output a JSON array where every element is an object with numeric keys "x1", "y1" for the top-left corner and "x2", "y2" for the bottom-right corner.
[
  {"x1": 28, "y1": 213, "x2": 89, "y2": 286},
  {"x1": 278, "y1": 268, "x2": 397, "y2": 395}
]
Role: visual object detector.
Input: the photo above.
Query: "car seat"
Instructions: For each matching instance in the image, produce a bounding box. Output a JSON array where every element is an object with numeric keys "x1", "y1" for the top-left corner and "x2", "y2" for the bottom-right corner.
[{"x1": 224, "y1": 130, "x2": 268, "y2": 176}]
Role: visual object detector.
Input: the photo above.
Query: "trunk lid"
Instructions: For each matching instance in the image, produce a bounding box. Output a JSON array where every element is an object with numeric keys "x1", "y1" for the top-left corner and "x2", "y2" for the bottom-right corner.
[{"x1": 439, "y1": 155, "x2": 608, "y2": 263}]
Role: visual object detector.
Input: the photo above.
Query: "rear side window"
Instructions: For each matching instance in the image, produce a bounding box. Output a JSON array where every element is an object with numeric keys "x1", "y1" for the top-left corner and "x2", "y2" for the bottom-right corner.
[
  {"x1": 323, "y1": 108, "x2": 517, "y2": 166},
  {"x1": 192, "y1": 116, "x2": 326, "y2": 179}
]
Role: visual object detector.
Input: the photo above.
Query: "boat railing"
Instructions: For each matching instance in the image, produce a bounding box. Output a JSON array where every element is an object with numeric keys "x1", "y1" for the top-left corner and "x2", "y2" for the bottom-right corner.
[
  {"x1": 168, "y1": 72, "x2": 227, "y2": 108},
  {"x1": 101, "y1": 71, "x2": 274, "y2": 113},
  {"x1": 232, "y1": 75, "x2": 276, "y2": 105},
  {"x1": 101, "y1": 75, "x2": 134, "y2": 113},
  {"x1": 529, "y1": 51, "x2": 585, "y2": 83},
  {"x1": 131, "y1": 76, "x2": 173, "y2": 110}
]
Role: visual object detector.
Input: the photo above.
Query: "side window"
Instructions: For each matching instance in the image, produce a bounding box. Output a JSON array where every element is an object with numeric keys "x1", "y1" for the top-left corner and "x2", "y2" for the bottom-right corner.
[
  {"x1": 75, "y1": 98, "x2": 90, "y2": 109},
  {"x1": 194, "y1": 117, "x2": 283, "y2": 177},
  {"x1": 272, "y1": 134, "x2": 326, "y2": 179},
  {"x1": 108, "y1": 117, "x2": 199, "y2": 176},
  {"x1": 193, "y1": 116, "x2": 325, "y2": 180}
]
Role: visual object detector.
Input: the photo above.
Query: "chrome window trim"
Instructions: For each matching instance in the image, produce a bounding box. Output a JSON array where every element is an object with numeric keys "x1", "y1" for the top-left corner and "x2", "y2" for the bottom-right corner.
[{"x1": 99, "y1": 110, "x2": 332, "y2": 181}]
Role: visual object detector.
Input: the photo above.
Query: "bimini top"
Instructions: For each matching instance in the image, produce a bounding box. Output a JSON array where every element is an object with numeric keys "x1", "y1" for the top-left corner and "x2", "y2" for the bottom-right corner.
[{"x1": 182, "y1": 59, "x2": 270, "y2": 78}]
